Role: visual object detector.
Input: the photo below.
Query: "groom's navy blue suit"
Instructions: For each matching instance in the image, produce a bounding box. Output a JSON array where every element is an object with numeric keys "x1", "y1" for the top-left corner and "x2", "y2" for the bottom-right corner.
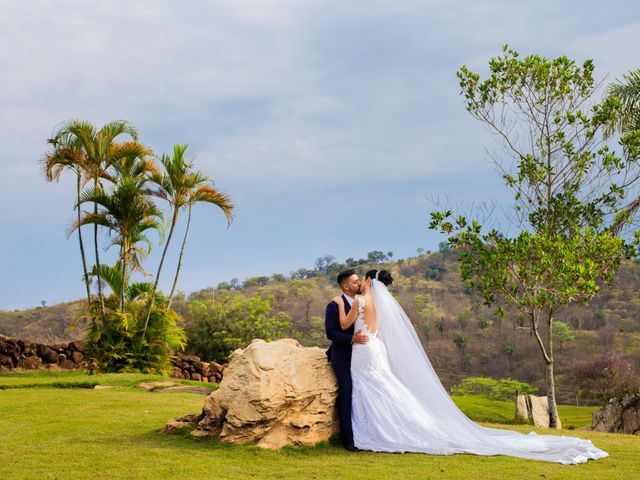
[{"x1": 325, "y1": 295, "x2": 354, "y2": 448}]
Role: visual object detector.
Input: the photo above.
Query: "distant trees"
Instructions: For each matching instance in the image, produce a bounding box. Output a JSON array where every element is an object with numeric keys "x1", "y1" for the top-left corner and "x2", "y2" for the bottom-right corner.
[
  {"x1": 452, "y1": 332, "x2": 469, "y2": 370},
  {"x1": 552, "y1": 321, "x2": 575, "y2": 352},
  {"x1": 572, "y1": 353, "x2": 640, "y2": 405},
  {"x1": 314, "y1": 255, "x2": 336, "y2": 274},
  {"x1": 185, "y1": 294, "x2": 291, "y2": 363},
  {"x1": 422, "y1": 322, "x2": 431, "y2": 348},
  {"x1": 435, "y1": 317, "x2": 446, "y2": 338},
  {"x1": 451, "y1": 376, "x2": 536, "y2": 401},
  {"x1": 503, "y1": 341, "x2": 516, "y2": 375},
  {"x1": 432, "y1": 47, "x2": 640, "y2": 427}
]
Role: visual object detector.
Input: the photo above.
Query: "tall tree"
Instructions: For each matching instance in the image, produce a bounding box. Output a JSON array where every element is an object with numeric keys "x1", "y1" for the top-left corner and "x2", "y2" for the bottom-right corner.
[
  {"x1": 48, "y1": 120, "x2": 145, "y2": 313},
  {"x1": 73, "y1": 175, "x2": 163, "y2": 312},
  {"x1": 144, "y1": 145, "x2": 234, "y2": 332},
  {"x1": 607, "y1": 69, "x2": 640, "y2": 135},
  {"x1": 453, "y1": 332, "x2": 469, "y2": 371},
  {"x1": 43, "y1": 136, "x2": 92, "y2": 304},
  {"x1": 431, "y1": 47, "x2": 640, "y2": 427},
  {"x1": 607, "y1": 69, "x2": 640, "y2": 228}
]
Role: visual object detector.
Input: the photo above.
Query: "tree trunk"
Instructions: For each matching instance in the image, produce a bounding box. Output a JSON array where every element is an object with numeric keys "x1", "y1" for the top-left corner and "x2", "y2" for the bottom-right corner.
[
  {"x1": 143, "y1": 206, "x2": 179, "y2": 334},
  {"x1": 76, "y1": 172, "x2": 92, "y2": 307},
  {"x1": 529, "y1": 308, "x2": 560, "y2": 428},
  {"x1": 168, "y1": 203, "x2": 192, "y2": 308},
  {"x1": 546, "y1": 314, "x2": 560, "y2": 428},
  {"x1": 120, "y1": 247, "x2": 127, "y2": 313},
  {"x1": 93, "y1": 181, "x2": 105, "y2": 314}
]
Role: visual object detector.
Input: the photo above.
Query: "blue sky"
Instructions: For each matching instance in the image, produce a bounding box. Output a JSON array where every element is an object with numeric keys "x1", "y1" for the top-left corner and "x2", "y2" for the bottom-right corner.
[{"x1": 0, "y1": 0, "x2": 638, "y2": 310}]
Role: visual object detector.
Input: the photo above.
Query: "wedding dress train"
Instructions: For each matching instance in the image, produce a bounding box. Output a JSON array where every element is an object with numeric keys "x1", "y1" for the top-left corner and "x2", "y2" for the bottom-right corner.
[{"x1": 349, "y1": 281, "x2": 607, "y2": 464}]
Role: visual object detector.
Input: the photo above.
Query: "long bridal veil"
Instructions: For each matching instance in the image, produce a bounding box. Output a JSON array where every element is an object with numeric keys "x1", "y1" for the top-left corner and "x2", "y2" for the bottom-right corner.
[{"x1": 370, "y1": 279, "x2": 607, "y2": 464}]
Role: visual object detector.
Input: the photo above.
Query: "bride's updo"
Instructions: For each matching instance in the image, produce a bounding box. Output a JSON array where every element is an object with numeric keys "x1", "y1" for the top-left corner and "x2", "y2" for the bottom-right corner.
[{"x1": 365, "y1": 269, "x2": 393, "y2": 286}]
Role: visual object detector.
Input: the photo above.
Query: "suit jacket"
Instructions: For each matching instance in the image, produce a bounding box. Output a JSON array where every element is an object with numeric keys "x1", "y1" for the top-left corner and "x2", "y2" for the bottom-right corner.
[{"x1": 325, "y1": 294, "x2": 354, "y2": 367}]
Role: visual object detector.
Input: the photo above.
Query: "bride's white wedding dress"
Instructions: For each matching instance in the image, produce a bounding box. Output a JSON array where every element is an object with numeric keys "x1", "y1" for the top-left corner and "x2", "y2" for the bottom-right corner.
[{"x1": 350, "y1": 280, "x2": 608, "y2": 464}]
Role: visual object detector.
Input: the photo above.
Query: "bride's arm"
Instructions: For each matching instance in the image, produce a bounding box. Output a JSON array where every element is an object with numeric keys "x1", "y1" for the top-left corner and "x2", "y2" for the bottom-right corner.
[{"x1": 334, "y1": 296, "x2": 359, "y2": 330}]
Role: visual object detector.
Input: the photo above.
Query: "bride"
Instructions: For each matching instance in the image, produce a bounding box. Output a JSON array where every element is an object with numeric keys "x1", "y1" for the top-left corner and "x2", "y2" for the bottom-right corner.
[{"x1": 333, "y1": 269, "x2": 607, "y2": 464}]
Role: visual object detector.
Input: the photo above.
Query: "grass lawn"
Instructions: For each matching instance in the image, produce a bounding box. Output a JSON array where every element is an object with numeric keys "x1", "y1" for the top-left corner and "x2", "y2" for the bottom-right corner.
[{"x1": 0, "y1": 372, "x2": 637, "y2": 480}]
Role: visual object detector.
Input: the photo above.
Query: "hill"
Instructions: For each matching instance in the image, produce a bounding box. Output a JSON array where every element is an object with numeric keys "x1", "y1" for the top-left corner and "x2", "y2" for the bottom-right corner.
[{"x1": 1, "y1": 251, "x2": 638, "y2": 404}]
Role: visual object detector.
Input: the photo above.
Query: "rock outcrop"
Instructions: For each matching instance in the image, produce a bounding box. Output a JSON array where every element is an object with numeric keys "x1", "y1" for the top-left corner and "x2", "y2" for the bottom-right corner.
[
  {"x1": 163, "y1": 338, "x2": 339, "y2": 449},
  {"x1": 0, "y1": 334, "x2": 84, "y2": 372},
  {"x1": 515, "y1": 392, "x2": 562, "y2": 429},
  {"x1": 591, "y1": 394, "x2": 640, "y2": 434}
]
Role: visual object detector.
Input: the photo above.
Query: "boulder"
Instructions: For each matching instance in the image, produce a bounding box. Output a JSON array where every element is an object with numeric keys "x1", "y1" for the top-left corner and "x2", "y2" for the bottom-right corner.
[
  {"x1": 39, "y1": 346, "x2": 59, "y2": 364},
  {"x1": 515, "y1": 393, "x2": 562, "y2": 429},
  {"x1": 69, "y1": 341, "x2": 85, "y2": 352},
  {"x1": 71, "y1": 351, "x2": 84, "y2": 365},
  {"x1": 59, "y1": 359, "x2": 76, "y2": 370},
  {"x1": 161, "y1": 414, "x2": 202, "y2": 435},
  {"x1": 170, "y1": 338, "x2": 338, "y2": 449},
  {"x1": 592, "y1": 394, "x2": 640, "y2": 434},
  {"x1": 20, "y1": 356, "x2": 42, "y2": 370},
  {"x1": 0, "y1": 354, "x2": 15, "y2": 368}
]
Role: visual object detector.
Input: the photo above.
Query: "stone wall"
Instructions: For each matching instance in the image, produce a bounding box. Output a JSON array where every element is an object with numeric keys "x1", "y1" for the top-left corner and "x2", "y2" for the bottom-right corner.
[
  {"x1": 1, "y1": 333, "x2": 226, "y2": 382},
  {"x1": 0, "y1": 334, "x2": 84, "y2": 372},
  {"x1": 170, "y1": 352, "x2": 226, "y2": 383}
]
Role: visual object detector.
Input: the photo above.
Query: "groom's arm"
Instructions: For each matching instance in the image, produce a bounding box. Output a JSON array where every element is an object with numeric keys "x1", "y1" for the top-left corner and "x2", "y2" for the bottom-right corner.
[{"x1": 325, "y1": 301, "x2": 353, "y2": 347}]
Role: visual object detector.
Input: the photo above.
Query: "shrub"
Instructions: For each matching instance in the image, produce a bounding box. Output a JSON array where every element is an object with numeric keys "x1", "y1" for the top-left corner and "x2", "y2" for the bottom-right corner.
[
  {"x1": 86, "y1": 304, "x2": 186, "y2": 374},
  {"x1": 572, "y1": 352, "x2": 640, "y2": 405},
  {"x1": 451, "y1": 376, "x2": 537, "y2": 401},
  {"x1": 185, "y1": 294, "x2": 291, "y2": 363}
]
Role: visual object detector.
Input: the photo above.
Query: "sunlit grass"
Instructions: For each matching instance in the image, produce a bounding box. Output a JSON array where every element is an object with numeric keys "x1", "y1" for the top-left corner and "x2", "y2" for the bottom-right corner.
[{"x1": 0, "y1": 372, "x2": 636, "y2": 480}]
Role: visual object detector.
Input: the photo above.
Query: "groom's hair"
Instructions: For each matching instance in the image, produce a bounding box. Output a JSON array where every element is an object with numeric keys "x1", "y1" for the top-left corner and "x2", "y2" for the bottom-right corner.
[{"x1": 337, "y1": 269, "x2": 356, "y2": 286}]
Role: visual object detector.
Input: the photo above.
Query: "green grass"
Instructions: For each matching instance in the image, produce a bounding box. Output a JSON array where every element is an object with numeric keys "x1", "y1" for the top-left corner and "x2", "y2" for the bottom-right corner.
[
  {"x1": 0, "y1": 372, "x2": 637, "y2": 480},
  {"x1": 0, "y1": 370, "x2": 218, "y2": 391},
  {"x1": 451, "y1": 395, "x2": 601, "y2": 429}
]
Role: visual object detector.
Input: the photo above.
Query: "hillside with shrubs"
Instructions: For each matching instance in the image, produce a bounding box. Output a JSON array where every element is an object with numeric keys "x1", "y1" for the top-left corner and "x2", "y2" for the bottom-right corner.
[{"x1": 2, "y1": 247, "x2": 638, "y2": 405}]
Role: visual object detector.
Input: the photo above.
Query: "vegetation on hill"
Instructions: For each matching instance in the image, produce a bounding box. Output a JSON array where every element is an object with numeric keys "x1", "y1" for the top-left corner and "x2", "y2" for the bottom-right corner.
[{"x1": 3, "y1": 248, "x2": 637, "y2": 405}]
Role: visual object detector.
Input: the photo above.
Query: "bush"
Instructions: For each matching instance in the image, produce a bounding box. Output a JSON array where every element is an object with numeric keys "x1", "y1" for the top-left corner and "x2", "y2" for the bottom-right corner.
[
  {"x1": 451, "y1": 376, "x2": 537, "y2": 401},
  {"x1": 572, "y1": 352, "x2": 640, "y2": 405},
  {"x1": 185, "y1": 294, "x2": 291, "y2": 363},
  {"x1": 85, "y1": 304, "x2": 186, "y2": 374}
]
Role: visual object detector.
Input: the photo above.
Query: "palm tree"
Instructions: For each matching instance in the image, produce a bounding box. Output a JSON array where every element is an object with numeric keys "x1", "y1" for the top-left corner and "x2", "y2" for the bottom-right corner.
[
  {"x1": 453, "y1": 332, "x2": 469, "y2": 371},
  {"x1": 503, "y1": 341, "x2": 516, "y2": 375},
  {"x1": 43, "y1": 135, "x2": 92, "y2": 304},
  {"x1": 608, "y1": 69, "x2": 640, "y2": 134},
  {"x1": 48, "y1": 119, "x2": 144, "y2": 313},
  {"x1": 435, "y1": 317, "x2": 446, "y2": 338},
  {"x1": 85, "y1": 263, "x2": 155, "y2": 309},
  {"x1": 142, "y1": 144, "x2": 234, "y2": 333},
  {"x1": 72, "y1": 175, "x2": 163, "y2": 312},
  {"x1": 607, "y1": 70, "x2": 640, "y2": 233}
]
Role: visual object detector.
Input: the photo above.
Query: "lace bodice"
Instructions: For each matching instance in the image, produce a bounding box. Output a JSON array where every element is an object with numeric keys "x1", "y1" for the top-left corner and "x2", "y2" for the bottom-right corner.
[{"x1": 354, "y1": 295, "x2": 376, "y2": 337}]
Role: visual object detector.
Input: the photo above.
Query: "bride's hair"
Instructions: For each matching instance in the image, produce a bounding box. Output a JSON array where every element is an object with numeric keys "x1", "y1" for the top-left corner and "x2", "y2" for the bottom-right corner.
[{"x1": 365, "y1": 269, "x2": 393, "y2": 286}]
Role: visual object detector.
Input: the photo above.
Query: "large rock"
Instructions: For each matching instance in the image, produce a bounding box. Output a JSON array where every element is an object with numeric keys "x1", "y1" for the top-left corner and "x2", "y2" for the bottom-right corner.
[
  {"x1": 515, "y1": 392, "x2": 562, "y2": 429},
  {"x1": 166, "y1": 338, "x2": 339, "y2": 449},
  {"x1": 592, "y1": 394, "x2": 640, "y2": 434}
]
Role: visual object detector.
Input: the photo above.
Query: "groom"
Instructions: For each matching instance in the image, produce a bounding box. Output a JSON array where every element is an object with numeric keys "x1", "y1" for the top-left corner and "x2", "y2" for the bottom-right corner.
[{"x1": 325, "y1": 269, "x2": 368, "y2": 451}]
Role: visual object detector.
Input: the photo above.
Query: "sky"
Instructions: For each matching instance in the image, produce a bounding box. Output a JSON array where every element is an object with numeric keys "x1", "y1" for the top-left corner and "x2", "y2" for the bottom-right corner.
[{"x1": 0, "y1": 0, "x2": 638, "y2": 310}]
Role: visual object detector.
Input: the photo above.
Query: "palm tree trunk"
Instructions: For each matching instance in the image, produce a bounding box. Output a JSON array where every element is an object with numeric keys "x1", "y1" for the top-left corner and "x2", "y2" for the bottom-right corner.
[
  {"x1": 168, "y1": 203, "x2": 192, "y2": 308},
  {"x1": 93, "y1": 181, "x2": 105, "y2": 314},
  {"x1": 120, "y1": 246, "x2": 127, "y2": 313},
  {"x1": 76, "y1": 172, "x2": 92, "y2": 306},
  {"x1": 143, "y1": 206, "x2": 179, "y2": 334}
]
